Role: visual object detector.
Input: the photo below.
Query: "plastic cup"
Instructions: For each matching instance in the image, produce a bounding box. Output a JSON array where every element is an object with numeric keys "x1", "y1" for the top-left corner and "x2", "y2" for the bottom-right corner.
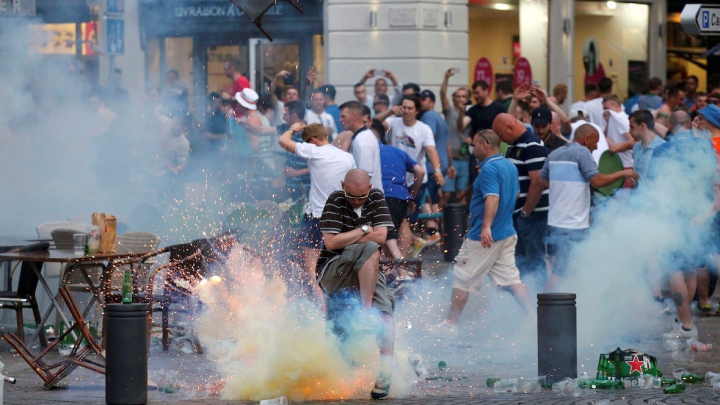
[
  {"x1": 706, "y1": 372, "x2": 720, "y2": 386},
  {"x1": 72, "y1": 233, "x2": 87, "y2": 255},
  {"x1": 652, "y1": 377, "x2": 662, "y2": 389},
  {"x1": 259, "y1": 396, "x2": 288, "y2": 405},
  {"x1": 639, "y1": 374, "x2": 653, "y2": 389},
  {"x1": 560, "y1": 380, "x2": 581, "y2": 397},
  {"x1": 713, "y1": 382, "x2": 720, "y2": 396},
  {"x1": 493, "y1": 378, "x2": 518, "y2": 394},
  {"x1": 518, "y1": 376, "x2": 546, "y2": 393}
]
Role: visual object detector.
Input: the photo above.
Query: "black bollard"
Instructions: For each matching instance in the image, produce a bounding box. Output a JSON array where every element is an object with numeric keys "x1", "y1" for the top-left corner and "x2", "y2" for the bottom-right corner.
[
  {"x1": 537, "y1": 293, "x2": 577, "y2": 383},
  {"x1": 442, "y1": 203, "x2": 468, "y2": 262},
  {"x1": 106, "y1": 303, "x2": 149, "y2": 405}
]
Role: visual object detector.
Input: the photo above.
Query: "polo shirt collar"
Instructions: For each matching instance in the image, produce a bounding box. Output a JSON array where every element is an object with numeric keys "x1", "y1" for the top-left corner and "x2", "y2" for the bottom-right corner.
[
  {"x1": 480, "y1": 153, "x2": 503, "y2": 168},
  {"x1": 646, "y1": 135, "x2": 664, "y2": 150}
]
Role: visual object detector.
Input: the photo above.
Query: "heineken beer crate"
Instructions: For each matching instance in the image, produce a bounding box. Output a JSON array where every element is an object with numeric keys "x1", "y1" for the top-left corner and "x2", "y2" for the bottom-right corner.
[{"x1": 596, "y1": 348, "x2": 662, "y2": 380}]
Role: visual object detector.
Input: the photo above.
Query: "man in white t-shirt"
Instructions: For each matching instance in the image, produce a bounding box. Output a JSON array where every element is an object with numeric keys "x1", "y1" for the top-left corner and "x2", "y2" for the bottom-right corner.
[
  {"x1": 540, "y1": 124, "x2": 637, "y2": 292},
  {"x1": 377, "y1": 95, "x2": 445, "y2": 187},
  {"x1": 306, "y1": 88, "x2": 338, "y2": 141},
  {"x1": 278, "y1": 122, "x2": 356, "y2": 298},
  {"x1": 569, "y1": 83, "x2": 605, "y2": 131},
  {"x1": 339, "y1": 100, "x2": 384, "y2": 193},
  {"x1": 603, "y1": 95, "x2": 634, "y2": 169},
  {"x1": 568, "y1": 108, "x2": 608, "y2": 165}
]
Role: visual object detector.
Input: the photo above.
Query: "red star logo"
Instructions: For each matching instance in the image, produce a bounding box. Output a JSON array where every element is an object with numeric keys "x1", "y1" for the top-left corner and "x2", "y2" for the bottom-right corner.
[{"x1": 626, "y1": 355, "x2": 644, "y2": 374}]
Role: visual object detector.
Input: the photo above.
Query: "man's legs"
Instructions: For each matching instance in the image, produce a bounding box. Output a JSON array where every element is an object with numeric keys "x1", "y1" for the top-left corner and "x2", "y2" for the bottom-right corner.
[
  {"x1": 668, "y1": 271, "x2": 693, "y2": 330},
  {"x1": 358, "y1": 249, "x2": 381, "y2": 310},
  {"x1": 514, "y1": 214, "x2": 548, "y2": 291},
  {"x1": 505, "y1": 283, "x2": 534, "y2": 314},
  {"x1": 447, "y1": 288, "x2": 470, "y2": 325},
  {"x1": 302, "y1": 247, "x2": 322, "y2": 297}
]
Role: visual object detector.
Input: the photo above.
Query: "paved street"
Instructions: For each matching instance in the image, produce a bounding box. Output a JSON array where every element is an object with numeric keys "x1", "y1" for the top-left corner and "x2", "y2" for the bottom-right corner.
[{"x1": 1, "y1": 245, "x2": 719, "y2": 404}]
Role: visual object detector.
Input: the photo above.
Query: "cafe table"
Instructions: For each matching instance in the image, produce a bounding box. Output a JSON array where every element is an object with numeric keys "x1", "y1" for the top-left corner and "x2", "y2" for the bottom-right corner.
[{"x1": 0, "y1": 249, "x2": 150, "y2": 344}]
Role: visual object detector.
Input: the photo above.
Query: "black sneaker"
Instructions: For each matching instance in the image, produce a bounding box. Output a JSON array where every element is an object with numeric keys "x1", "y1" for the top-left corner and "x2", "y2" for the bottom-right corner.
[{"x1": 370, "y1": 372, "x2": 391, "y2": 399}]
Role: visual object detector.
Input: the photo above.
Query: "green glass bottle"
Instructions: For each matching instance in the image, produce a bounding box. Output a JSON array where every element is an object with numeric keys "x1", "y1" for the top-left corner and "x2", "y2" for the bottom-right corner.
[
  {"x1": 660, "y1": 377, "x2": 676, "y2": 386},
  {"x1": 589, "y1": 379, "x2": 624, "y2": 389},
  {"x1": 662, "y1": 382, "x2": 686, "y2": 394},
  {"x1": 680, "y1": 373, "x2": 703, "y2": 384},
  {"x1": 460, "y1": 143, "x2": 469, "y2": 156},
  {"x1": 486, "y1": 378, "x2": 501, "y2": 387},
  {"x1": 122, "y1": 269, "x2": 133, "y2": 304}
]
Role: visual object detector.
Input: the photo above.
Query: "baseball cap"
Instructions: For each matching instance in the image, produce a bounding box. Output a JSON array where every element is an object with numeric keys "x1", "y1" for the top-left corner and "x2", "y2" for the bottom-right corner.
[
  {"x1": 235, "y1": 88, "x2": 259, "y2": 110},
  {"x1": 531, "y1": 106, "x2": 552, "y2": 125},
  {"x1": 419, "y1": 90, "x2": 436, "y2": 103},
  {"x1": 698, "y1": 104, "x2": 720, "y2": 129},
  {"x1": 569, "y1": 108, "x2": 589, "y2": 120}
]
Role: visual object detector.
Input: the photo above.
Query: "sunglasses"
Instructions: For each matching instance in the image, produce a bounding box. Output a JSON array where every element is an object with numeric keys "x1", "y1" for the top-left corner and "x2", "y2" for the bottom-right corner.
[
  {"x1": 343, "y1": 188, "x2": 369, "y2": 201},
  {"x1": 221, "y1": 99, "x2": 232, "y2": 105}
]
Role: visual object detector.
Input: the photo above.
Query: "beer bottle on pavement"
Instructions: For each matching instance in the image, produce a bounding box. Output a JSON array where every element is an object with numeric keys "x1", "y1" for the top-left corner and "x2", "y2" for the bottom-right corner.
[
  {"x1": 662, "y1": 382, "x2": 686, "y2": 394},
  {"x1": 122, "y1": 269, "x2": 133, "y2": 304}
]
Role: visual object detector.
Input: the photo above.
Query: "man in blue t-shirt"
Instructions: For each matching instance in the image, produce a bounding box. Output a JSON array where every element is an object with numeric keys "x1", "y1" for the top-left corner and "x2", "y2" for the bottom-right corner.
[
  {"x1": 430, "y1": 129, "x2": 533, "y2": 335},
  {"x1": 378, "y1": 140, "x2": 425, "y2": 260}
]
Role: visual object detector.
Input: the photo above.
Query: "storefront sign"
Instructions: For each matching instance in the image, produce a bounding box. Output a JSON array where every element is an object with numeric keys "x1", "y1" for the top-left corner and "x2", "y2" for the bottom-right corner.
[
  {"x1": 389, "y1": 8, "x2": 417, "y2": 27},
  {"x1": 473, "y1": 57, "x2": 494, "y2": 92},
  {"x1": 513, "y1": 57, "x2": 532, "y2": 89},
  {"x1": 423, "y1": 8, "x2": 439, "y2": 27},
  {"x1": 106, "y1": 17, "x2": 124, "y2": 55},
  {"x1": 0, "y1": 0, "x2": 36, "y2": 16},
  {"x1": 174, "y1": 3, "x2": 283, "y2": 18},
  {"x1": 681, "y1": 4, "x2": 720, "y2": 36}
]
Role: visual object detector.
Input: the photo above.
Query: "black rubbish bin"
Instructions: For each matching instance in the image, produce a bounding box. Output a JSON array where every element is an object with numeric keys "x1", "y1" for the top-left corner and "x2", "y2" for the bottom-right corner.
[
  {"x1": 106, "y1": 303, "x2": 149, "y2": 405},
  {"x1": 537, "y1": 293, "x2": 577, "y2": 383},
  {"x1": 442, "y1": 203, "x2": 468, "y2": 262}
]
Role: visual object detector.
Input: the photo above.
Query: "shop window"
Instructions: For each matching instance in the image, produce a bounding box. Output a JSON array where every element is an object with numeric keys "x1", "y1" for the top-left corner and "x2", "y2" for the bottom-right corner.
[
  {"x1": 574, "y1": 1, "x2": 649, "y2": 101},
  {"x1": 165, "y1": 37, "x2": 194, "y2": 107},
  {"x1": 207, "y1": 45, "x2": 247, "y2": 95}
]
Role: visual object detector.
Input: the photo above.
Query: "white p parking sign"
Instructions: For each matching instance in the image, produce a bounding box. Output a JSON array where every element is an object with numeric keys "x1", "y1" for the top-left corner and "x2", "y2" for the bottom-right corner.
[{"x1": 682, "y1": 4, "x2": 720, "y2": 36}]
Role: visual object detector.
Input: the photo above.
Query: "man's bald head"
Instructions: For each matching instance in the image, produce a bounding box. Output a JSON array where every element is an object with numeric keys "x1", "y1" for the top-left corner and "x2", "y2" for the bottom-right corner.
[
  {"x1": 574, "y1": 123, "x2": 598, "y2": 143},
  {"x1": 573, "y1": 123, "x2": 601, "y2": 152},
  {"x1": 492, "y1": 113, "x2": 526, "y2": 144},
  {"x1": 669, "y1": 110, "x2": 692, "y2": 132},
  {"x1": 344, "y1": 168, "x2": 371, "y2": 188}
]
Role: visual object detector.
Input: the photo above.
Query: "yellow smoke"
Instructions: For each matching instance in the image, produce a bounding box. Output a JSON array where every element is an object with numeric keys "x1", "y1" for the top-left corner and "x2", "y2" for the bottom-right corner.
[{"x1": 195, "y1": 246, "x2": 383, "y2": 401}]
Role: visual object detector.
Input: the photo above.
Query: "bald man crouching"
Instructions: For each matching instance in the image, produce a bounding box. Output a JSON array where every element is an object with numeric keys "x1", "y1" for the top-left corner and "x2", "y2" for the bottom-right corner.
[{"x1": 316, "y1": 168, "x2": 396, "y2": 399}]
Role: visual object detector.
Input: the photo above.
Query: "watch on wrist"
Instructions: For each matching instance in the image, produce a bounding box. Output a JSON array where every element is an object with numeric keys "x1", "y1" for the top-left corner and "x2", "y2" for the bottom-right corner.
[
  {"x1": 520, "y1": 210, "x2": 530, "y2": 218},
  {"x1": 361, "y1": 225, "x2": 370, "y2": 234}
]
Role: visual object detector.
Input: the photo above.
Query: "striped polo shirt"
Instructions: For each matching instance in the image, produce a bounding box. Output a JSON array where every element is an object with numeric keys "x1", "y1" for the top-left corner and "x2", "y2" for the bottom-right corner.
[
  {"x1": 506, "y1": 129, "x2": 550, "y2": 214},
  {"x1": 540, "y1": 142, "x2": 598, "y2": 229},
  {"x1": 316, "y1": 189, "x2": 394, "y2": 274}
]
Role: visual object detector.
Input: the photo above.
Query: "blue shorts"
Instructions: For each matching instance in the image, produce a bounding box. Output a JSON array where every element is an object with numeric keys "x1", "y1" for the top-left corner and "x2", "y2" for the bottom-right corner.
[
  {"x1": 442, "y1": 159, "x2": 470, "y2": 193},
  {"x1": 300, "y1": 215, "x2": 323, "y2": 249}
]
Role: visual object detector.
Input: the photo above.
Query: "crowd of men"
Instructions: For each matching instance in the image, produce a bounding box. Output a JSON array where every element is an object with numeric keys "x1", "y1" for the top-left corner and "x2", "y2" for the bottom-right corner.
[{"x1": 86, "y1": 63, "x2": 720, "y2": 400}]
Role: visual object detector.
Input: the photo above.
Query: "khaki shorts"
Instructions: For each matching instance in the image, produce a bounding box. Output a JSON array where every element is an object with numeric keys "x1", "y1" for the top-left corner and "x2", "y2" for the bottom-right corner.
[
  {"x1": 317, "y1": 242, "x2": 395, "y2": 315},
  {"x1": 453, "y1": 235, "x2": 522, "y2": 292}
]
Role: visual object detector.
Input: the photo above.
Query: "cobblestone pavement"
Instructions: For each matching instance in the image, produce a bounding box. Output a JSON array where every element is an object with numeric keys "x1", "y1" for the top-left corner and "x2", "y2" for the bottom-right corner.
[{"x1": 1, "y1": 245, "x2": 719, "y2": 404}]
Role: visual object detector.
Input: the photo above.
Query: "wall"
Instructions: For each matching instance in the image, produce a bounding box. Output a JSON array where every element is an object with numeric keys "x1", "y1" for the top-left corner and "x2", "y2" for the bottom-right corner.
[
  {"x1": 325, "y1": 0, "x2": 468, "y2": 107},
  {"x1": 467, "y1": 7, "x2": 518, "y2": 96},
  {"x1": 572, "y1": 1, "x2": 649, "y2": 101},
  {"x1": 520, "y1": 0, "x2": 548, "y2": 89}
]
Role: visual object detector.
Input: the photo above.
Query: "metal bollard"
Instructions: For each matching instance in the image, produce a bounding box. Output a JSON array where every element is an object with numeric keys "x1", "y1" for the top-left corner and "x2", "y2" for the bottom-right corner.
[
  {"x1": 106, "y1": 303, "x2": 149, "y2": 405},
  {"x1": 442, "y1": 203, "x2": 468, "y2": 262},
  {"x1": 537, "y1": 293, "x2": 577, "y2": 383}
]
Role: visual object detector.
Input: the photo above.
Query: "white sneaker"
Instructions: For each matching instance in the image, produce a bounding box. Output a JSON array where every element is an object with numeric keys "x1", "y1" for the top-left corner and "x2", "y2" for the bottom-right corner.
[{"x1": 662, "y1": 325, "x2": 698, "y2": 341}]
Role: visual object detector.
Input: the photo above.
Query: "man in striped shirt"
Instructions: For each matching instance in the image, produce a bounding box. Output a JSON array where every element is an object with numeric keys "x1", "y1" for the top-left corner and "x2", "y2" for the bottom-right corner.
[
  {"x1": 493, "y1": 113, "x2": 550, "y2": 291},
  {"x1": 316, "y1": 169, "x2": 396, "y2": 400}
]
